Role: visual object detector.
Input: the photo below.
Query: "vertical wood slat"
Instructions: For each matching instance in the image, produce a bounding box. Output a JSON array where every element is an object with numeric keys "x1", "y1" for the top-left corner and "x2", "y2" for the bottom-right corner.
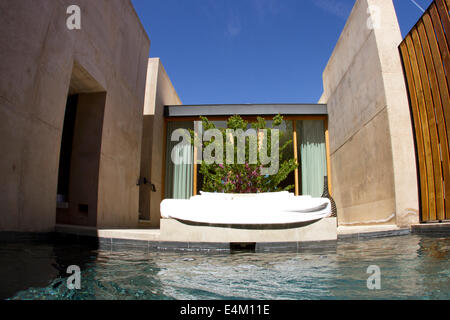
[
  {"x1": 412, "y1": 28, "x2": 445, "y2": 220},
  {"x1": 406, "y1": 35, "x2": 437, "y2": 219},
  {"x1": 429, "y1": 2, "x2": 450, "y2": 221},
  {"x1": 418, "y1": 19, "x2": 450, "y2": 220},
  {"x1": 400, "y1": 0, "x2": 450, "y2": 222},
  {"x1": 293, "y1": 120, "x2": 299, "y2": 196},
  {"x1": 430, "y1": 3, "x2": 450, "y2": 99},
  {"x1": 436, "y1": 0, "x2": 450, "y2": 48},
  {"x1": 423, "y1": 13, "x2": 450, "y2": 152},
  {"x1": 193, "y1": 145, "x2": 198, "y2": 196},
  {"x1": 400, "y1": 42, "x2": 429, "y2": 221},
  {"x1": 193, "y1": 120, "x2": 201, "y2": 196}
]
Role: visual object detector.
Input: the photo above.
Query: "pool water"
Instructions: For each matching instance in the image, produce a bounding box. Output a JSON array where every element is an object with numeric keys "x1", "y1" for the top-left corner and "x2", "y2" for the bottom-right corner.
[{"x1": 1, "y1": 234, "x2": 449, "y2": 300}]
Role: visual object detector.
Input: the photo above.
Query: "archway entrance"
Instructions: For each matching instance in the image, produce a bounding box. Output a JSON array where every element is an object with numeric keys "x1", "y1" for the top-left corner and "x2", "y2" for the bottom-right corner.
[{"x1": 56, "y1": 62, "x2": 106, "y2": 227}]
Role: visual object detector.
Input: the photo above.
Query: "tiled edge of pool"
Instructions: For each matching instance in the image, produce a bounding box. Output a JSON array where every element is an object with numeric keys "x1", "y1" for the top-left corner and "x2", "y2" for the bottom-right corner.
[
  {"x1": 54, "y1": 232, "x2": 339, "y2": 253},
  {"x1": 411, "y1": 223, "x2": 450, "y2": 235},
  {"x1": 337, "y1": 228, "x2": 411, "y2": 240},
  {"x1": 1, "y1": 223, "x2": 449, "y2": 253}
]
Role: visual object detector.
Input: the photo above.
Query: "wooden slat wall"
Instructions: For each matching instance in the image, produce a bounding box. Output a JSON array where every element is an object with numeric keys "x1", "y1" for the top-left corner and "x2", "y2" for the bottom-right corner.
[
  {"x1": 293, "y1": 121, "x2": 299, "y2": 196},
  {"x1": 399, "y1": 0, "x2": 450, "y2": 222}
]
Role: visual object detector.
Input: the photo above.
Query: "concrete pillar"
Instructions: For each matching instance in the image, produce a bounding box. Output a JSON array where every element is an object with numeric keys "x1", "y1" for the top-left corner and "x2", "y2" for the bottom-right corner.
[{"x1": 320, "y1": 0, "x2": 419, "y2": 227}]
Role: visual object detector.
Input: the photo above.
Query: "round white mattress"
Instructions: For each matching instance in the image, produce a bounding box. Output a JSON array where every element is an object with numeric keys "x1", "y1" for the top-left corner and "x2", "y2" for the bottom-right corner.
[{"x1": 160, "y1": 195, "x2": 331, "y2": 225}]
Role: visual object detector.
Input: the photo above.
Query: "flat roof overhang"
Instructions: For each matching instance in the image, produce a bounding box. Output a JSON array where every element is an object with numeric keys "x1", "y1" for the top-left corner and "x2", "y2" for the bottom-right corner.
[{"x1": 164, "y1": 104, "x2": 328, "y2": 118}]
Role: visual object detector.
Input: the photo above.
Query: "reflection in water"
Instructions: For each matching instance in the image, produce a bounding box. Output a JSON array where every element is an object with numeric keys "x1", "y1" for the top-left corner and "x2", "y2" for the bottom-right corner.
[
  {"x1": 0, "y1": 236, "x2": 99, "y2": 300},
  {"x1": 0, "y1": 241, "x2": 59, "y2": 300},
  {"x1": 415, "y1": 236, "x2": 450, "y2": 299},
  {"x1": 7, "y1": 249, "x2": 168, "y2": 300},
  {"x1": 331, "y1": 236, "x2": 424, "y2": 299},
  {"x1": 1, "y1": 234, "x2": 449, "y2": 300}
]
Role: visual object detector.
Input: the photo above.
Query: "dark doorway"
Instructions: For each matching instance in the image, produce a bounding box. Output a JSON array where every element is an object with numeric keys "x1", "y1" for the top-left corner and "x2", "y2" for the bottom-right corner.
[
  {"x1": 56, "y1": 92, "x2": 106, "y2": 227},
  {"x1": 57, "y1": 95, "x2": 78, "y2": 206}
]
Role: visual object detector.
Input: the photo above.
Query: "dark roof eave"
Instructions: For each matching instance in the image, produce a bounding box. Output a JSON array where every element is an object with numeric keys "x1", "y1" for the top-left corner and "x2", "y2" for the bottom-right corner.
[{"x1": 164, "y1": 104, "x2": 328, "y2": 118}]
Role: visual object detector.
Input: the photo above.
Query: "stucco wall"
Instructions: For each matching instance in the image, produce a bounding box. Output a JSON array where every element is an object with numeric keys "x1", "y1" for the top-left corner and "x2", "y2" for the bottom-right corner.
[
  {"x1": 0, "y1": 0, "x2": 150, "y2": 231},
  {"x1": 139, "y1": 58, "x2": 182, "y2": 228},
  {"x1": 320, "y1": 0, "x2": 419, "y2": 227}
]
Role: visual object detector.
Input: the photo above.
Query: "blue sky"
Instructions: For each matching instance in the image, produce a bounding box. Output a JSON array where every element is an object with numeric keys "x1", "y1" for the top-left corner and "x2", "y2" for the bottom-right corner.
[{"x1": 131, "y1": 0, "x2": 433, "y2": 105}]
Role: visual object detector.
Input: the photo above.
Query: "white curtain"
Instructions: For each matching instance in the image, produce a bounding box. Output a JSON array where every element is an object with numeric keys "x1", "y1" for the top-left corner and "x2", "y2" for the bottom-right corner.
[
  {"x1": 165, "y1": 122, "x2": 194, "y2": 199},
  {"x1": 297, "y1": 120, "x2": 327, "y2": 197}
]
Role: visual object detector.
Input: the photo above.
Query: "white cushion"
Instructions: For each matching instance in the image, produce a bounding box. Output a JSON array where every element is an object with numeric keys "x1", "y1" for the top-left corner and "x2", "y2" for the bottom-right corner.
[
  {"x1": 198, "y1": 191, "x2": 233, "y2": 200},
  {"x1": 254, "y1": 191, "x2": 293, "y2": 199}
]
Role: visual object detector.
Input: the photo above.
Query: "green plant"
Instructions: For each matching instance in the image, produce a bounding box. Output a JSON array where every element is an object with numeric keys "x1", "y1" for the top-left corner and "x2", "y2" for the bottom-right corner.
[{"x1": 193, "y1": 114, "x2": 298, "y2": 193}]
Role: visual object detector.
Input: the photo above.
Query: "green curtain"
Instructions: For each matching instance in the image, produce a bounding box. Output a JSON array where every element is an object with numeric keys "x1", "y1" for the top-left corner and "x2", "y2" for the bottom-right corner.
[
  {"x1": 297, "y1": 120, "x2": 327, "y2": 197},
  {"x1": 165, "y1": 122, "x2": 194, "y2": 199}
]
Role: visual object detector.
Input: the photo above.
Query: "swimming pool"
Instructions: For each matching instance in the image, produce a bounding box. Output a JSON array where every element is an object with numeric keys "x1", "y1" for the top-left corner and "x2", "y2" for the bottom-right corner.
[{"x1": 1, "y1": 234, "x2": 449, "y2": 300}]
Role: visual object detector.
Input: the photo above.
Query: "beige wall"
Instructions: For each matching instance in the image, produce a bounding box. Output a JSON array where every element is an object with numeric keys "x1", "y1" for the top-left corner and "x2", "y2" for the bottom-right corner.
[
  {"x1": 139, "y1": 58, "x2": 182, "y2": 227},
  {"x1": 320, "y1": 0, "x2": 419, "y2": 227},
  {"x1": 0, "y1": 0, "x2": 150, "y2": 231}
]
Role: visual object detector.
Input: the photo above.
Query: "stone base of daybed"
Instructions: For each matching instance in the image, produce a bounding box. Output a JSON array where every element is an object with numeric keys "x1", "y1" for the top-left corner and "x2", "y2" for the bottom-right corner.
[{"x1": 159, "y1": 217, "x2": 337, "y2": 243}]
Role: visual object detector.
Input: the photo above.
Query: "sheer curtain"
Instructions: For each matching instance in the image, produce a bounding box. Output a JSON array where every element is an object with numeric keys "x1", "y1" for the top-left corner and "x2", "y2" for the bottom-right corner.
[
  {"x1": 165, "y1": 122, "x2": 194, "y2": 199},
  {"x1": 297, "y1": 120, "x2": 327, "y2": 197}
]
